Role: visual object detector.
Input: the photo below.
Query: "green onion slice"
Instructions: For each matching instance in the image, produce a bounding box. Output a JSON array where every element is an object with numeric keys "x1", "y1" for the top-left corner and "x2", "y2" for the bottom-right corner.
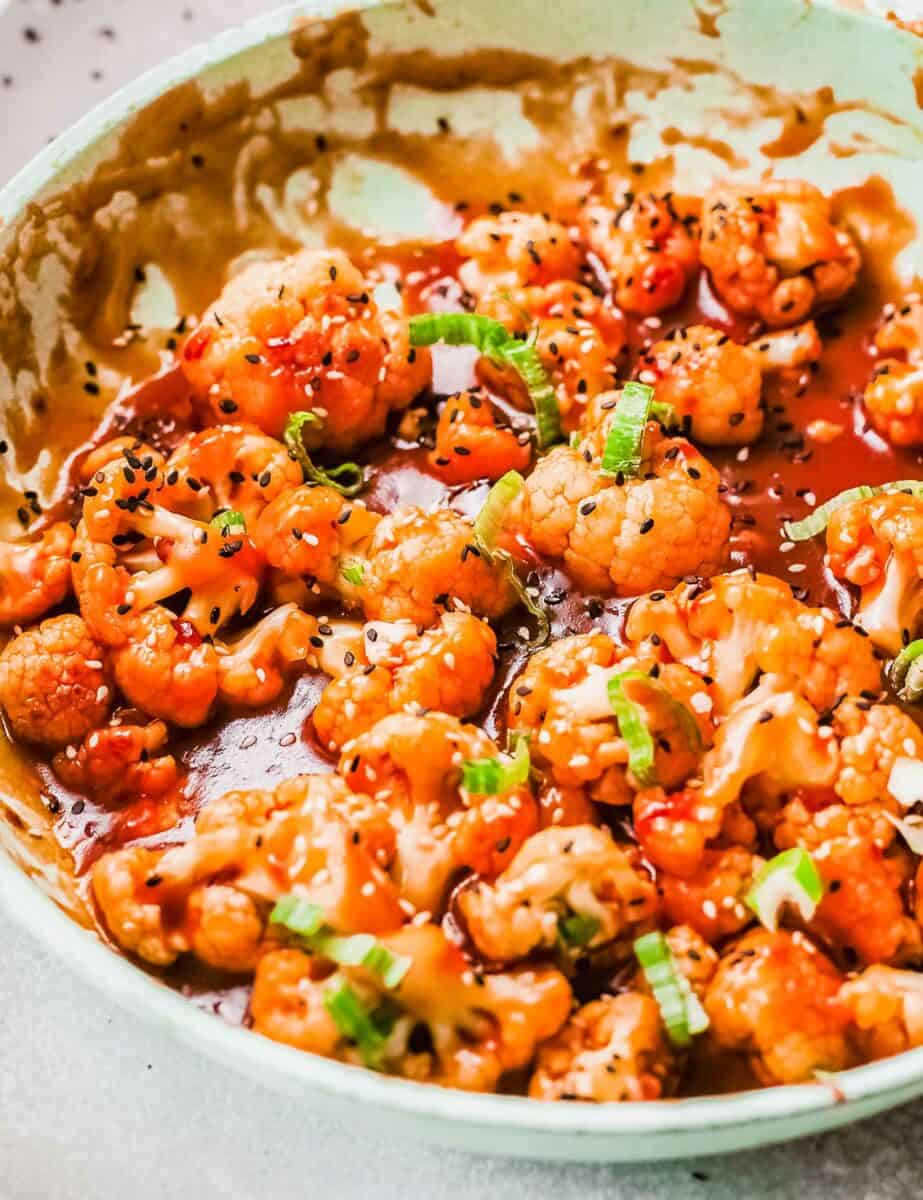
[
  {"x1": 323, "y1": 979, "x2": 396, "y2": 1068},
  {"x1": 473, "y1": 470, "x2": 550, "y2": 646},
  {"x1": 409, "y1": 312, "x2": 561, "y2": 449},
  {"x1": 284, "y1": 411, "x2": 365, "y2": 498},
  {"x1": 461, "y1": 735, "x2": 530, "y2": 795},
  {"x1": 783, "y1": 480, "x2": 923, "y2": 542},
  {"x1": 890, "y1": 639, "x2": 923, "y2": 703},
  {"x1": 270, "y1": 896, "x2": 411, "y2": 988},
  {"x1": 340, "y1": 560, "x2": 366, "y2": 587},
  {"x1": 634, "y1": 931, "x2": 710, "y2": 1048},
  {"x1": 745, "y1": 848, "x2": 825, "y2": 932},
  {"x1": 601, "y1": 382, "x2": 655, "y2": 478},
  {"x1": 650, "y1": 399, "x2": 679, "y2": 430},
  {"x1": 210, "y1": 509, "x2": 247, "y2": 536},
  {"x1": 502, "y1": 334, "x2": 561, "y2": 450},
  {"x1": 271, "y1": 894, "x2": 325, "y2": 937},
  {"x1": 557, "y1": 911, "x2": 601, "y2": 949},
  {"x1": 607, "y1": 670, "x2": 702, "y2": 787}
]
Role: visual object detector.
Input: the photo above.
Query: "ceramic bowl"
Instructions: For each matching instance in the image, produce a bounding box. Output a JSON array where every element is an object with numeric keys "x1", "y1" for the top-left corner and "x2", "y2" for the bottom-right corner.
[{"x1": 2, "y1": 0, "x2": 923, "y2": 1161}]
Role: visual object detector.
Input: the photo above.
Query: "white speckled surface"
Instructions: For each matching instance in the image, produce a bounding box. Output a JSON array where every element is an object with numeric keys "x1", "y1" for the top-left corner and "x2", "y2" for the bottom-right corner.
[{"x1": 2, "y1": 1, "x2": 923, "y2": 1194}]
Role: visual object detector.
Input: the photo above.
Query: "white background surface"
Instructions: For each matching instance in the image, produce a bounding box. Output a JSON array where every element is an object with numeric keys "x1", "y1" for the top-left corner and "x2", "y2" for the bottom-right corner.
[{"x1": 2, "y1": 2, "x2": 923, "y2": 1196}]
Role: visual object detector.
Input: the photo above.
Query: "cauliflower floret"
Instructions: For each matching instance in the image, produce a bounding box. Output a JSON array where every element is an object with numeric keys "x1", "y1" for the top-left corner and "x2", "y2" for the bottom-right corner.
[
  {"x1": 510, "y1": 434, "x2": 729, "y2": 596},
  {"x1": 826, "y1": 490, "x2": 923, "y2": 653},
  {"x1": 626, "y1": 570, "x2": 881, "y2": 713},
  {"x1": 863, "y1": 298, "x2": 923, "y2": 447},
  {"x1": 658, "y1": 847, "x2": 759, "y2": 943},
  {"x1": 182, "y1": 249, "x2": 429, "y2": 449},
  {"x1": 0, "y1": 522, "x2": 73, "y2": 627},
  {"x1": 216, "y1": 604, "x2": 321, "y2": 707},
  {"x1": 0, "y1": 614, "x2": 111, "y2": 747},
  {"x1": 832, "y1": 698, "x2": 923, "y2": 809},
  {"x1": 457, "y1": 824, "x2": 657, "y2": 963},
  {"x1": 529, "y1": 992, "x2": 678, "y2": 1101},
  {"x1": 476, "y1": 282, "x2": 626, "y2": 432},
  {"x1": 506, "y1": 633, "x2": 712, "y2": 801},
  {"x1": 581, "y1": 189, "x2": 700, "y2": 315},
  {"x1": 158, "y1": 424, "x2": 302, "y2": 525},
  {"x1": 700, "y1": 180, "x2": 860, "y2": 326},
  {"x1": 633, "y1": 676, "x2": 837, "y2": 878},
  {"x1": 636, "y1": 322, "x2": 821, "y2": 446},
  {"x1": 456, "y1": 211, "x2": 579, "y2": 296},
  {"x1": 313, "y1": 612, "x2": 496, "y2": 753},
  {"x1": 810, "y1": 836, "x2": 919, "y2": 966},
  {"x1": 773, "y1": 796, "x2": 896, "y2": 856},
  {"x1": 249, "y1": 948, "x2": 342, "y2": 1056},
  {"x1": 840, "y1": 966, "x2": 923, "y2": 1062},
  {"x1": 428, "y1": 391, "x2": 531, "y2": 485},
  {"x1": 52, "y1": 716, "x2": 179, "y2": 805},
  {"x1": 864, "y1": 361, "x2": 923, "y2": 448},
  {"x1": 74, "y1": 453, "x2": 263, "y2": 645},
  {"x1": 704, "y1": 929, "x2": 852, "y2": 1084},
  {"x1": 92, "y1": 846, "x2": 187, "y2": 965},
  {"x1": 92, "y1": 772, "x2": 405, "y2": 969},
  {"x1": 110, "y1": 608, "x2": 219, "y2": 728},
  {"x1": 340, "y1": 712, "x2": 538, "y2": 912},
  {"x1": 356, "y1": 507, "x2": 517, "y2": 627},
  {"x1": 702, "y1": 677, "x2": 839, "y2": 814},
  {"x1": 254, "y1": 484, "x2": 379, "y2": 592},
  {"x1": 252, "y1": 924, "x2": 571, "y2": 1090}
]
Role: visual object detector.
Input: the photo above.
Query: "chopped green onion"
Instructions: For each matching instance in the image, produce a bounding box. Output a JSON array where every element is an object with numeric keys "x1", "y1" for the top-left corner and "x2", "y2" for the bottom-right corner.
[
  {"x1": 557, "y1": 911, "x2": 601, "y2": 948},
  {"x1": 890, "y1": 638, "x2": 923, "y2": 703},
  {"x1": 601, "y1": 382, "x2": 655, "y2": 478},
  {"x1": 284, "y1": 411, "x2": 365, "y2": 497},
  {"x1": 340, "y1": 560, "x2": 366, "y2": 587},
  {"x1": 473, "y1": 470, "x2": 550, "y2": 646},
  {"x1": 270, "y1": 894, "x2": 325, "y2": 937},
  {"x1": 270, "y1": 896, "x2": 411, "y2": 988},
  {"x1": 314, "y1": 933, "x2": 411, "y2": 989},
  {"x1": 783, "y1": 480, "x2": 923, "y2": 542},
  {"x1": 323, "y1": 979, "x2": 395, "y2": 1068},
  {"x1": 210, "y1": 509, "x2": 247, "y2": 536},
  {"x1": 634, "y1": 931, "x2": 709, "y2": 1047},
  {"x1": 409, "y1": 312, "x2": 561, "y2": 449},
  {"x1": 409, "y1": 311, "x2": 512, "y2": 356},
  {"x1": 461, "y1": 735, "x2": 530, "y2": 795},
  {"x1": 745, "y1": 848, "x2": 825, "y2": 932},
  {"x1": 607, "y1": 670, "x2": 702, "y2": 787},
  {"x1": 883, "y1": 811, "x2": 923, "y2": 855},
  {"x1": 502, "y1": 333, "x2": 561, "y2": 449},
  {"x1": 473, "y1": 469, "x2": 523, "y2": 549},
  {"x1": 650, "y1": 399, "x2": 679, "y2": 430}
]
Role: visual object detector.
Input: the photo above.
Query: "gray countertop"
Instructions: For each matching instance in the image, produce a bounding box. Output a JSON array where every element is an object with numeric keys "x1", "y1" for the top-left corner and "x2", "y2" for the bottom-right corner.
[{"x1": 0, "y1": 1, "x2": 921, "y2": 1194}]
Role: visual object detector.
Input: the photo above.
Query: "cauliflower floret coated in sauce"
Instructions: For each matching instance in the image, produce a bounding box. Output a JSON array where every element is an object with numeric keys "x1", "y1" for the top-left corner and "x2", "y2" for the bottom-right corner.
[
  {"x1": 182, "y1": 249, "x2": 429, "y2": 449},
  {"x1": 700, "y1": 180, "x2": 860, "y2": 326},
  {"x1": 0, "y1": 614, "x2": 111, "y2": 747},
  {"x1": 510, "y1": 431, "x2": 730, "y2": 596}
]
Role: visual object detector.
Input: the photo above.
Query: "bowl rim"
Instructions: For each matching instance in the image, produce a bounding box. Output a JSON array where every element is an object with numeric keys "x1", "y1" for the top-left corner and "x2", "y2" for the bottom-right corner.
[{"x1": 2, "y1": 0, "x2": 923, "y2": 1145}]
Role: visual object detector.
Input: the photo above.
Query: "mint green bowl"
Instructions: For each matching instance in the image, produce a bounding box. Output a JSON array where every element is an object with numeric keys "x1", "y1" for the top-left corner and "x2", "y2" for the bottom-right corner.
[{"x1": 2, "y1": 0, "x2": 923, "y2": 1162}]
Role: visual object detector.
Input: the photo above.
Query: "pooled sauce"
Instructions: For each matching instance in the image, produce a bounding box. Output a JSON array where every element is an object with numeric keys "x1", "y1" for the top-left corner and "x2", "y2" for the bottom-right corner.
[{"x1": 2, "y1": 14, "x2": 923, "y2": 1095}]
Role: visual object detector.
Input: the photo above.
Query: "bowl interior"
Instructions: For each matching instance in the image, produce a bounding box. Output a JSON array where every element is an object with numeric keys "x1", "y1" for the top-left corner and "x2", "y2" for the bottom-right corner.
[{"x1": 2, "y1": 0, "x2": 923, "y2": 1160}]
